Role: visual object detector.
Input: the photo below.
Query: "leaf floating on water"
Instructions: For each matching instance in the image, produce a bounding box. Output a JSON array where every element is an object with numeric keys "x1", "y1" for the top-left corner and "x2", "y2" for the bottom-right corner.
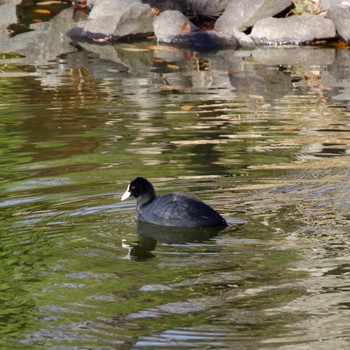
[
  {"x1": 120, "y1": 47, "x2": 149, "y2": 52},
  {"x1": 36, "y1": 0, "x2": 62, "y2": 4},
  {"x1": 166, "y1": 64, "x2": 180, "y2": 70},
  {"x1": 146, "y1": 45, "x2": 178, "y2": 51},
  {"x1": 34, "y1": 8, "x2": 51, "y2": 14},
  {"x1": 181, "y1": 105, "x2": 193, "y2": 111}
]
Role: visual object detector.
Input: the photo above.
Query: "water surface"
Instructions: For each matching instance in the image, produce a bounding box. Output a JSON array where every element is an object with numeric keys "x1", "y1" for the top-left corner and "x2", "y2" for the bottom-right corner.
[{"x1": 0, "y1": 40, "x2": 350, "y2": 349}]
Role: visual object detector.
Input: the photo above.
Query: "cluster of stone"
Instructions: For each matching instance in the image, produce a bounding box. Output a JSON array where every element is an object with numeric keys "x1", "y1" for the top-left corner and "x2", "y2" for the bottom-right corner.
[{"x1": 67, "y1": 0, "x2": 350, "y2": 48}]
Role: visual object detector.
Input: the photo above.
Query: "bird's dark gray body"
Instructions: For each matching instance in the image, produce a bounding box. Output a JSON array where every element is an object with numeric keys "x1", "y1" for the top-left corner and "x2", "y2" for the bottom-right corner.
[
  {"x1": 137, "y1": 192, "x2": 227, "y2": 228},
  {"x1": 122, "y1": 177, "x2": 227, "y2": 228}
]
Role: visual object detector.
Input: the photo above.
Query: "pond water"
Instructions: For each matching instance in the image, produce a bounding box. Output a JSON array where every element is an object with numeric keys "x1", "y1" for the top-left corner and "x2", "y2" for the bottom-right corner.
[{"x1": 1, "y1": 37, "x2": 350, "y2": 349}]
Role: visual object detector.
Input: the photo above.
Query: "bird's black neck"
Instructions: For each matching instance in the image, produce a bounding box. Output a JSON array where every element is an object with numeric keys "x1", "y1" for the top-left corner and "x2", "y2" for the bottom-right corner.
[{"x1": 137, "y1": 191, "x2": 156, "y2": 207}]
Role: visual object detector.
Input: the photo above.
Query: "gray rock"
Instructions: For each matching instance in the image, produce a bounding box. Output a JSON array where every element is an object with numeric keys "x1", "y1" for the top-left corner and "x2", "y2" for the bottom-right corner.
[
  {"x1": 0, "y1": 0, "x2": 18, "y2": 28},
  {"x1": 153, "y1": 10, "x2": 200, "y2": 38},
  {"x1": 154, "y1": 10, "x2": 237, "y2": 49},
  {"x1": 72, "y1": 0, "x2": 154, "y2": 41},
  {"x1": 144, "y1": 0, "x2": 228, "y2": 17},
  {"x1": 320, "y1": 0, "x2": 346, "y2": 10},
  {"x1": 250, "y1": 14, "x2": 336, "y2": 45},
  {"x1": 143, "y1": 0, "x2": 190, "y2": 13},
  {"x1": 326, "y1": 5, "x2": 350, "y2": 44},
  {"x1": 215, "y1": 0, "x2": 291, "y2": 34},
  {"x1": 231, "y1": 28, "x2": 257, "y2": 48},
  {"x1": 191, "y1": 0, "x2": 229, "y2": 17}
]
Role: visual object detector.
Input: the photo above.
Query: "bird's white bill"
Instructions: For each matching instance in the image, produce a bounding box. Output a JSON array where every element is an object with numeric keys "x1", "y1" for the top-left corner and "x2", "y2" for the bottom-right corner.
[{"x1": 121, "y1": 186, "x2": 131, "y2": 201}]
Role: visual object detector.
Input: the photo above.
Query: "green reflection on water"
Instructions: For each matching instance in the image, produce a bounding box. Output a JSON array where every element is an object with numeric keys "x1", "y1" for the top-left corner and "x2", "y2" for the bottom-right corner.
[
  {"x1": 0, "y1": 206, "x2": 305, "y2": 347},
  {"x1": 0, "y1": 47, "x2": 349, "y2": 348}
]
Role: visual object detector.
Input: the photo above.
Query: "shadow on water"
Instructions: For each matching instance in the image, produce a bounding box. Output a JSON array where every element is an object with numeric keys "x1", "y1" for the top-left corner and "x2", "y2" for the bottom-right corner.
[{"x1": 125, "y1": 220, "x2": 233, "y2": 260}]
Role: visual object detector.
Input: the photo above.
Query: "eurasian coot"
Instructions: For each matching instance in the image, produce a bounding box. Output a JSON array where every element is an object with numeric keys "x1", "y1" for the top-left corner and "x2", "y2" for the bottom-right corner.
[{"x1": 121, "y1": 177, "x2": 227, "y2": 228}]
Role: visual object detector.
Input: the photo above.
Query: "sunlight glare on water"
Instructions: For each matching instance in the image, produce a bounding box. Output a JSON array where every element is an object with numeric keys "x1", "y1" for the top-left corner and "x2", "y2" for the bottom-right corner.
[{"x1": 0, "y1": 44, "x2": 350, "y2": 349}]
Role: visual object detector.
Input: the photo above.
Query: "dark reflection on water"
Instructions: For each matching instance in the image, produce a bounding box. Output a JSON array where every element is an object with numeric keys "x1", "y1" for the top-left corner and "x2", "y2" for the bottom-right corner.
[
  {"x1": 125, "y1": 221, "x2": 231, "y2": 261},
  {"x1": 0, "y1": 43, "x2": 350, "y2": 348},
  {"x1": 136, "y1": 220, "x2": 227, "y2": 244}
]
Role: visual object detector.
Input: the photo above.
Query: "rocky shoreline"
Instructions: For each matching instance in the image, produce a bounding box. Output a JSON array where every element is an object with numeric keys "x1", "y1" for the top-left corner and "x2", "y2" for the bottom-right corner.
[{"x1": 65, "y1": 0, "x2": 350, "y2": 49}]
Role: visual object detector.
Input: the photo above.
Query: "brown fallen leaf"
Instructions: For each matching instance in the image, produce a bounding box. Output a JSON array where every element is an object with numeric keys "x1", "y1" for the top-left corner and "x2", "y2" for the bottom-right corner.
[
  {"x1": 120, "y1": 47, "x2": 149, "y2": 52},
  {"x1": 328, "y1": 41, "x2": 350, "y2": 49},
  {"x1": 33, "y1": 8, "x2": 51, "y2": 14},
  {"x1": 147, "y1": 45, "x2": 178, "y2": 51},
  {"x1": 181, "y1": 105, "x2": 193, "y2": 111},
  {"x1": 166, "y1": 64, "x2": 180, "y2": 70},
  {"x1": 36, "y1": 1, "x2": 61, "y2": 5},
  {"x1": 151, "y1": 7, "x2": 160, "y2": 16},
  {"x1": 153, "y1": 58, "x2": 164, "y2": 63},
  {"x1": 180, "y1": 19, "x2": 191, "y2": 33}
]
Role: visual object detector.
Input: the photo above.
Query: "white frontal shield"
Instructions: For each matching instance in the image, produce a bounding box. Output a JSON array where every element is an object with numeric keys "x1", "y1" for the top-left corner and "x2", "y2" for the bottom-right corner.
[{"x1": 121, "y1": 185, "x2": 131, "y2": 201}]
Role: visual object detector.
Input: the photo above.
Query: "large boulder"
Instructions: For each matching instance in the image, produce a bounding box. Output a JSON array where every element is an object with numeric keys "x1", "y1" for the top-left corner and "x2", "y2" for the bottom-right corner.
[
  {"x1": 68, "y1": 0, "x2": 154, "y2": 41},
  {"x1": 141, "y1": 0, "x2": 190, "y2": 13},
  {"x1": 143, "y1": 0, "x2": 228, "y2": 17},
  {"x1": 215, "y1": 0, "x2": 291, "y2": 34},
  {"x1": 320, "y1": 0, "x2": 345, "y2": 10},
  {"x1": 326, "y1": 5, "x2": 350, "y2": 44},
  {"x1": 154, "y1": 10, "x2": 237, "y2": 49},
  {"x1": 153, "y1": 10, "x2": 200, "y2": 37},
  {"x1": 191, "y1": 0, "x2": 229, "y2": 17},
  {"x1": 0, "y1": 0, "x2": 18, "y2": 28},
  {"x1": 250, "y1": 13, "x2": 336, "y2": 45}
]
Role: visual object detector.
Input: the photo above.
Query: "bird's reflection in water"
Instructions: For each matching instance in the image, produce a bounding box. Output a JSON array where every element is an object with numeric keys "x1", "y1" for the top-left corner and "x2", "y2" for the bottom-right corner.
[{"x1": 123, "y1": 221, "x2": 228, "y2": 261}]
